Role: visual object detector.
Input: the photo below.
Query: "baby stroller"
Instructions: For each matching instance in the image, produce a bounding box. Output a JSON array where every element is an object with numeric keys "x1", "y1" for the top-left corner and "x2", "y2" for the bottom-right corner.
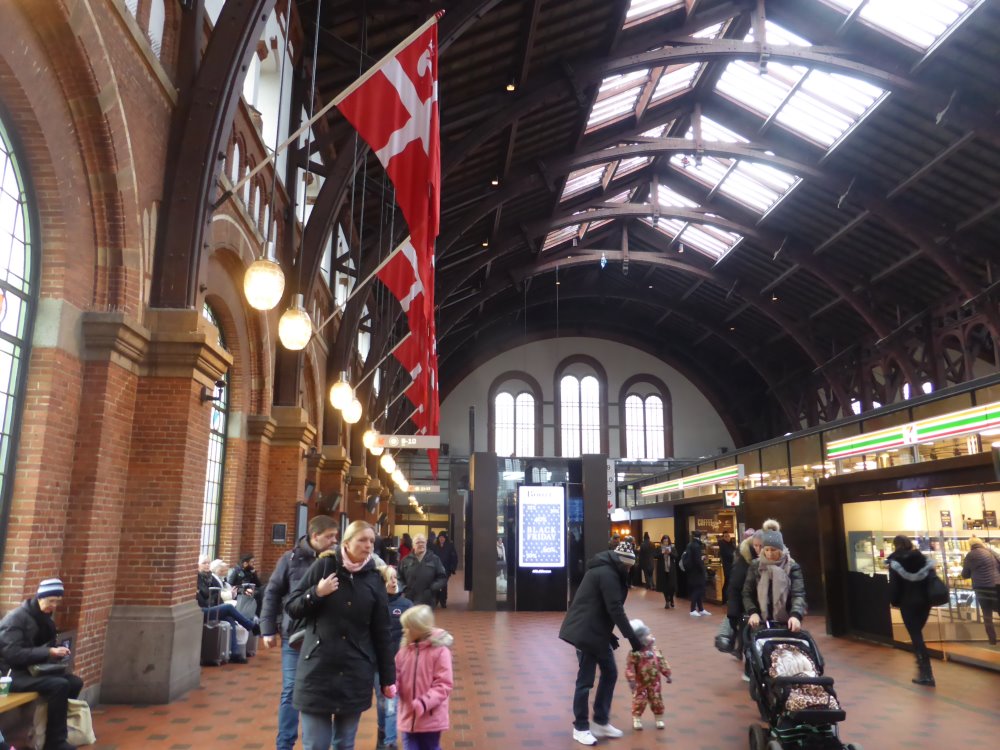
[{"x1": 744, "y1": 623, "x2": 861, "y2": 750}]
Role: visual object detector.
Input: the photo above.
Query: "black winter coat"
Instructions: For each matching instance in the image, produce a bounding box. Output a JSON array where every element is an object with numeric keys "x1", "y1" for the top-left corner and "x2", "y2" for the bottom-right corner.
[
  {"x1": 727, "y1": 538, "x2": 756, "y2": 619},
  {"x1": 654, "y1": 545, "x2": 678, "y2": 596},
  {"x1": 261, "y1": 535, "x2": 322, "y2": 638},
  {"x1": 638, "y1": 540, "x2": 655, "y2": 571},
  {"x1": 559, "y1": 551, "x2": 643, "y2": 656},
  {"x1": 196, "y1": 571, "x2": 214, "y2": 608},
  {"x1": 0, "y1": 599, "x2": 59, "y2": 676},
  {"x1": 398, "y1": 550, "x2": 448, "y2": 606},
  {"x1": 227, "y1": 564, "x2": 262, "y2": 589},
  {"x1": 887, "y1": 548, "x2": 934, "y2": 611},
  {"x1": 387, "y1": 592, "x2": 414, "y2": 655},
  {"x1": 682, "y1": 539, "x2": 707, "y2": 586},
  {"x1": 434, "y1": 540, "x2": 459, "y2": 575},
  {"x1": 285, "y1": 554, "x2": 395, "y2": 715},
  {"x1": 719, "y1": 538, "x2": 737, "y2": 572},
  {"x1": 742, "y1": 557, "x2": 807, "y2": 622}
]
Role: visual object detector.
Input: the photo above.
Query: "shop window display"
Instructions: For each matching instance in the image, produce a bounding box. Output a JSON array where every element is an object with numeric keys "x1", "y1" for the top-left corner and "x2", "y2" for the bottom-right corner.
[{"x1": 844, "y1": 491, "x2": 1000, "y2": 668}]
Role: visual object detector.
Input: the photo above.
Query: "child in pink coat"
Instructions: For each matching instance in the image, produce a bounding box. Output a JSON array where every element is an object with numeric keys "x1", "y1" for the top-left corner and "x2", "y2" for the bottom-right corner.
[
  {"x1": 395, "y1": 604, "x2": 454, "y2": 750},
  {"x1": 625, "y1": 618, "x2": 672, "y2": 730}
]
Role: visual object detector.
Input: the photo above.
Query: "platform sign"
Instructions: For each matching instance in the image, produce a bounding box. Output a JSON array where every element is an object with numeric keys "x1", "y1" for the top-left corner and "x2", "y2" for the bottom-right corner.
[
  {"x1": 408, "y1": 484, "x2": 441, "y2": 493},
  {"x1": 940, "y1": 510, "x2": 952, "y2": 528},
  {"x1": 518, "y1": 485, "x2": 565, "y2": 569},
  {"x1": 374, "y1": 434, "x2": 440, "y2": 449}
]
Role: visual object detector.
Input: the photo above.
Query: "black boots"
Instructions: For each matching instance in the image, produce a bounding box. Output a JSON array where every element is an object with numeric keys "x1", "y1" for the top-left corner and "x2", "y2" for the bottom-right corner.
[{"x1": 912, "y1": 655, "x2": 935, "y2": 687}]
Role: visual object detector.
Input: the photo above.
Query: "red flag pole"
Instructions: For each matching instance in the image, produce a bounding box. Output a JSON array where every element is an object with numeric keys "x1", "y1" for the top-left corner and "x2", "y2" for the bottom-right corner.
[
  {"x1": 354, "y1": 332, "x2": 413, "y2": 389},
  {"x1": 343, "y1": 235, "x2": 413, "y2": 308}
]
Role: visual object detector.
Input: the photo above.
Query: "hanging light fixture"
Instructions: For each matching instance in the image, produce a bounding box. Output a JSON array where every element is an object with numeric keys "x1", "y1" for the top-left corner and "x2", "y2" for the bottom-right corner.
[
  {"x1": 329, "y1": 371, "x2": 354, "y2": 410},
  {"x1": 278, "y1": 293, "x2": 312, "y2": 350},
  {"x1": 392, "y1": 469, "x2": 407, "y2": 488},
  {"x1": 369, "y1": 443, "x2": 384, "y2": 457},
  {"x1": 342, "y1": 397, "x2": 363, "y2": 424},
  {"x1": 380, "y1": 453, "x2": 396, "y2": 473},
  {"x1": 362, "y1": 426, "x2": 379, "y2": 450},
  {"x1": 244, "y1": 242, "x2": 286, "y2": 311}
]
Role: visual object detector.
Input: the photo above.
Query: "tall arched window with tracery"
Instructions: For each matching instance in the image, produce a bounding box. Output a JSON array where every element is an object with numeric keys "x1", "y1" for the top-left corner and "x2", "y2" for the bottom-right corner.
[
  {"x1": 0, "y1": 117, "x2": 38, "y2": 560},
  {"x1": 560, "y1": 374, "x2": 601, "y2": 457},
  {"x1": 200, "y1": 303, "x2": 229, "y2": 558},
  {"x1": 494, "y1": 391, "x2": 536, "y2": 457},
  {"x1": 625, "y1": 394, "x2": 665, "y2": 459}
]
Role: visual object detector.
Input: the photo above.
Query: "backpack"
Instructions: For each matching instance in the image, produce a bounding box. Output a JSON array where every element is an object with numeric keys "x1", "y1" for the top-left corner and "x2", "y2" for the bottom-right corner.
[{"x1": 678, "y1": 549, "x2": 689, "y2": 572}]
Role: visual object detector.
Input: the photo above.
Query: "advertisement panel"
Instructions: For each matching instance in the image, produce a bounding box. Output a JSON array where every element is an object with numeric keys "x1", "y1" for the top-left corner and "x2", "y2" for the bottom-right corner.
[{"x1": 518, "y1": 485, "x2": 566, "y2": 568}]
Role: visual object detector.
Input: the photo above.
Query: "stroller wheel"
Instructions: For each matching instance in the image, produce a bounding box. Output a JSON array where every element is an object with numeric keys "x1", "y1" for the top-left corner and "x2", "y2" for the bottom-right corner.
[
  {"x1": 748, "y1": 723, "x2": 768, "y2": 750},
  {"x1": 765, "y1": 742, "x2": 783, "y2": 750}
]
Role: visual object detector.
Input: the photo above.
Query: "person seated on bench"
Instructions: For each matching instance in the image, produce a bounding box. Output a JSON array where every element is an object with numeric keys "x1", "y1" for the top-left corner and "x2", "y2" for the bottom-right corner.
[
  {"x1": 197, "y1": 556, "x2": 258, "y2": 662},
  {"x1": 0, "y1": 578, "x2": 83, "y2": 750}
]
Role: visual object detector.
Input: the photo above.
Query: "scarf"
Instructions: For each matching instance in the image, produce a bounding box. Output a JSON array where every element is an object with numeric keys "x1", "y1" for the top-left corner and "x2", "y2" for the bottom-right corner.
[
  {"x1": 660, "y1": 545, "x2": 672, "y2": 572},
  {"x1": 756, "y1": 552, "x2": 793, "y2": 622},
  {"x1": 341, "y1": 547, "x2": 371, "y2": 573},
  {"x1": 26, "y1": 599, "x2": 58, "y2": 646}
]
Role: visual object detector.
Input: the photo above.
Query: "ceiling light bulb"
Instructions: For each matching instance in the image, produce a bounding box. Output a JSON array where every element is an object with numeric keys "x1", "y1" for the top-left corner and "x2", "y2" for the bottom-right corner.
[
  {"x1": 369, "y1": 444, "x2": 384, "y2": 456},
  {"x1": 505, "y1": 80, "x2": 516, "y2": 92},
  {"x1": 482, "y1": 238, "x2": 489, "y2": 247},
  {"x1": 490, "y1": 176, "x2": 500, "y2": 186},
  {"x1": 342, "y1": 397, "x2": 363, "y2": 424},
  {"x1": 243, "y1": 251, "x2": 285, "y2": 311},
  {"x1": 408, "y1": 495, "x2": 417, "y2": 505},
  {"x1": 362, "y1": 427, "x2": 379, "y2": 450},
  {"x1": 277, "y1": 294, "x2": 312, "y2": 350},
  {"x1": 392, "y1": 468, "x2": 405, "y2": 485},
  {"x1": 329, "y1": 371, "x2": 353, "y2": 410},
  {"x1": 380, "y1": 453, "x2": 396, "y2": 473}
]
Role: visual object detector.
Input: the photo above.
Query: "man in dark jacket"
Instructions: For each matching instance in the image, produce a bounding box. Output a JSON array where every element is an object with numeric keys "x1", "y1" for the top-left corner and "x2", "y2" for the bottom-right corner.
[
  {"x1": 559, "y1": 542, "x2": 644, "y2": 746},
  {"x1": 638, "y1": 533, "x2": 655, "y2": 590},
  {"x1": 260, "y1": 515, "x2": 339, "y2": 750},
  {"x1": 433, "y1": 531, "x2": 459, "y2": 608},
  {"x1": 227, "y1": 552, "x2": 264, "y2": 615},
  {"x1": 397, "y1": 534, "x2": 448, "y2": 607},
  {"x1": 0, "y1": 578, "x2": 82, "y2": 750},
  {"x1": 683, "y1": 531, "x2": 710, "y2": 616},
  {"x1": 718, "y1": 531, "x2": 736, "y2": 603}
]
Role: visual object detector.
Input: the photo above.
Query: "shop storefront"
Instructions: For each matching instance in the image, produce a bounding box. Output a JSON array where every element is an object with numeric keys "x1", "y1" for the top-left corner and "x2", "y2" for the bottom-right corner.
[{"x1": 819, "y1": 453, "x2": 1000, "y2": 672}]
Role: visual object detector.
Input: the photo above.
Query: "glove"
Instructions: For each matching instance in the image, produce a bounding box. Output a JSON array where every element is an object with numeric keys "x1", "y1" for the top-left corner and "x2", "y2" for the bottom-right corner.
[{"x1": 610, "y1": 635, "x2": 620, "y2": 651}]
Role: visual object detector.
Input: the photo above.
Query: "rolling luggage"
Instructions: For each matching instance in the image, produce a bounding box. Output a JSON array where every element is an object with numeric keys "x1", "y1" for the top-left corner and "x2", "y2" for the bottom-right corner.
[
  {"x1": 245, "y1": 632, "x2": 258, "y2": 657},
  {"x1": 201, "y1": 588, "x2": 232, "y2": 666}
]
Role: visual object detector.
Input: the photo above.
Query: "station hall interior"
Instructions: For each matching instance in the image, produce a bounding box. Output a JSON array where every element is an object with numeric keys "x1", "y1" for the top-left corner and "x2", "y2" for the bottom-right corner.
[{"x1": 2, "y1": 0, "x2": 1000, "y2": 748}]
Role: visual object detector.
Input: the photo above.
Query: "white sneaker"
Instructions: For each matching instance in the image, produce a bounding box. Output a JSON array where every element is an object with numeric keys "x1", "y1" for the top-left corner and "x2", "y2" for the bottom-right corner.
[
  {"x1": 698, "y1": 610, "x2": 711, "y2": 616},
  {"x1": 742, "y1": 673, "x2": 751, "y2": 682},
  {"x1": 573, "y1": 729, "x2": 598, "y2": 745},
  {"x1": 690, "y1": 611, "x2": 700, "y2": 617},
  {"x1": 655, "y1": 719, "x2": 665, "y2": 730},
  {"x1": 592, "y1": 723, "x2": 624, "y2": 739},
  {"x1": 633, "y1": 717, "x2": 643, "y2": 730}
]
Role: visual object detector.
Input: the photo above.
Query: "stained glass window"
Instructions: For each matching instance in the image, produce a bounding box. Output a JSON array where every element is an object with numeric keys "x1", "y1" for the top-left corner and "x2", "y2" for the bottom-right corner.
[
  {"x1": 0, "y1": 117, "x2": 36, "y2": 554},
  {"x1": 200, "y1": 303, "x2": 229, "y2": 558}
]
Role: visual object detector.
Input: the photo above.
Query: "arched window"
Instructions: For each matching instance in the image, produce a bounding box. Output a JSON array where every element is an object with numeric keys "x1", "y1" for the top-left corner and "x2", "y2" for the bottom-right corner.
[
  {"x1": 200, "y1": 303, "x2": 229, "y2": 558},
  {"x1": 560, "y1": 374, "x2": 601, "y2": 457},
  {"x1": 0, "y1": 118, "x2": 38, "y2": 558},
  {"x1": 494, "y1": 391, "x2": 536, "y2": 457},
  {"x1": 625, "y1": 394, "x2": 665, "y2": 459}
]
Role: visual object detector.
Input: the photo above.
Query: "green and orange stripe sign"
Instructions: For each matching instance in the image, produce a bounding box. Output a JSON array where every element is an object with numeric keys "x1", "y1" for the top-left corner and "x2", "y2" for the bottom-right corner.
[
  {"x1": 825, "y1": 400, "x2": 1000, "y2": 460},
  {"x1": 640, "y1": 464, "x2": 744, "y2": 497}
]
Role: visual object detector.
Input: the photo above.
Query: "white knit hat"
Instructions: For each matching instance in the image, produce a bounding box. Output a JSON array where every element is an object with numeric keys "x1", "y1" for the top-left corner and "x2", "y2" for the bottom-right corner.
[{"x1": 37, "y1": 578, "x2": 64, "y2": 599}]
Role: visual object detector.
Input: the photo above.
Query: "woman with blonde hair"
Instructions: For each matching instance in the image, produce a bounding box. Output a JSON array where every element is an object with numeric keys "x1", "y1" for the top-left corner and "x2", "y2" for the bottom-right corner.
[
  {"x1": 286, "y1": 520, "x2": 396, "y2": 750},
  {"x1": 395, "y1": 605, "x2": 454, "y2": 750}
]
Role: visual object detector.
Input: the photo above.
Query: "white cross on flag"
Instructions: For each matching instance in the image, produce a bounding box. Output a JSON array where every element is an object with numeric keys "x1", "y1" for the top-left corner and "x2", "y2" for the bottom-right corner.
[{"x1": 337, "y1": 17, "x2": 440, "y2": 254}]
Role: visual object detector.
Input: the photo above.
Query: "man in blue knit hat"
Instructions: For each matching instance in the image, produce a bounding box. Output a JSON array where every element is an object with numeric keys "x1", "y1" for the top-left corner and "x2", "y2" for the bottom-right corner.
[{"x1": 0, "y1": 578, "x2": 83, "y2": 750}]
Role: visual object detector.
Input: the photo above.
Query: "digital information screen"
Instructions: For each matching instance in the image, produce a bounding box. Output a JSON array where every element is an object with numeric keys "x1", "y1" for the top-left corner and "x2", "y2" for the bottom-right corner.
[{"x1": 518, "y1": 485, "x2": 566, "y2": 568}]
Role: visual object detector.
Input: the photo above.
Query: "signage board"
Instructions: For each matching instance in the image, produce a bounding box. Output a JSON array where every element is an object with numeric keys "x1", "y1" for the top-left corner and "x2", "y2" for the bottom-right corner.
[
  {"x1": 940, "y1": 510, "x2": 952, "y2": 528},
  {"x1": 985, "y1": 510, "x2": 997, "y2": 528},
  {"x1": 724, "y1": 490, "x2": 741, "y2": 507},
  {"x1": 518, "y1": 485, "x2": 566, "y2": 569},
  {"x1": 374, "y1": 434, "x2": 441, "y2": 449},
  {"x1": 640, "y1": 464, "x2": 744, "y2": 496},
  {"x1": 407, "y1": 484, "x2": 441, "y2": 493},
  {"x1": 607, "y1": 459, "x2": 616, "y2": 513}
]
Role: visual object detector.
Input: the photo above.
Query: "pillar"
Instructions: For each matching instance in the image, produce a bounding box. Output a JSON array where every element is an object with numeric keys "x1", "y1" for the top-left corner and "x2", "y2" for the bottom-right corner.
[
  {"x1": 468, "y1": 452, "x2": 498, "y2": 611},
  {"x1": 242, "y1": 415, "x2": 277, "y2": 562},
  {"x1": 319, "y1": 444, "x2": 350, "y2": 519},
  {"x1": 347, "y1": 465, "x2": 370, "y2": 521}
]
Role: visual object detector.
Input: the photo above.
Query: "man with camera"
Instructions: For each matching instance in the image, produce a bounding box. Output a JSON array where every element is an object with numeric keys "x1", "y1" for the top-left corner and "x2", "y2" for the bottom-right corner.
[{"x1": 228, "y1": 553, "x2": 264, "y2": 616}]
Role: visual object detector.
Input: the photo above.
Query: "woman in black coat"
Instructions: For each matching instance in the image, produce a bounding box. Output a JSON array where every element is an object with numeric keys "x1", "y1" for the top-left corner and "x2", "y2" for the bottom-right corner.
[
  {"x1": 888, "y1": 534, "x2": 936, "y2": 686},
  {"x1": 654, "y1": 535, "x2": 678, "y2": 608},
  {"x1": 285, "y1": 521, "x2": 396, "y2": 750},
  {"x1": 683, "y1": 531, "x2": 709, "y2": 615}
]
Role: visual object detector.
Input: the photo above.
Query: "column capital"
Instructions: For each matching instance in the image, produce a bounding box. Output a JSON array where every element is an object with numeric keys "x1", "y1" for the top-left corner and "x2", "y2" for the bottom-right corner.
[
  {"x1": 321, "y1": 444, "x2": 351, "y2": 476},
  {"x1": 247, "y1": 415, "x2": 278, "y2": 442},
  {"x1": 271, "y1": 406, "x2": 318, "y2": 447},
  {"x1": 142, "y1": 308, "x2": 232, "y2": 387},
  {"x1": 81, "y1": 312, "x2": 150, "y2": 372},
  {"x1": 348, "y1": 465, "x2": 370, "y2": 489}
]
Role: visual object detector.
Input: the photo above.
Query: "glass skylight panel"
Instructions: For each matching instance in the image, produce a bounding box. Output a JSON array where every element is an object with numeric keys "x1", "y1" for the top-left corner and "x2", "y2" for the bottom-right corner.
[
  {"x1": 718, "y1": 161, "x2": 800, "y2": 214},
  {"x1": 543, "y1": 224, "x2": 580, "y2": 250},
  {"x1": 653, "y1": 184, "x2": 699, "y2": 209},
  {"x1": 677, "y1": 223, "x2": 742, "y2": 259},
  {"x1": 692, "y1": 22, "x2": 725, "y2": 39},
  {"x1": 624, "y1": 0, "x2": 684, "y2": 28},
  {"x1": 561, "y1": 165, "x2": 607, "y2": 201},
  {"x1": 587, "y1": 86, "x2": 644, "y2": 131},
  {"x1": 613, "y1": 156, "x2": 652, "y2": 178},
  {"x1": 716, "y1": 60, "x2": 809, "y2": 118},
  {"x1": 775, "y1": 70, "x2": 886, "y2": 148},
  {"x1": 822, "y1": 0, "x2": 979, "y2": 50},
  {"x1": 650, "y1": 63, "x2": 700, "y2": 104}
]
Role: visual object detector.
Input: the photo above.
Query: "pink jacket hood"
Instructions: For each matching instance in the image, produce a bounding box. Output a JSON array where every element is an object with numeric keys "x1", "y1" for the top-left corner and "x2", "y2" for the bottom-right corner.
[{"x1": 395, "y1": 628, "x2": 454, "y2": 734}]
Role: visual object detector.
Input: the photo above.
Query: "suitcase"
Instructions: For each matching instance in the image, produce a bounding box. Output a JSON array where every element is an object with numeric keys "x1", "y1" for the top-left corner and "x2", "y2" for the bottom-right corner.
[
  {"x1": 201, "y1": 588, "x2": 232, "y2": 666},
  {"x1": 231, "y1": 625, "x2": 248, "y2": 663},
  {"x1": 245, "y1": 632, "x2": 258, "y2": 657}
]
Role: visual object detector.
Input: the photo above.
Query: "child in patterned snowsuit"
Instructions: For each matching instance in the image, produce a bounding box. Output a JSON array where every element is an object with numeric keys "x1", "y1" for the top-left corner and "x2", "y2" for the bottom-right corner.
[{"x1": 625, "y1": 618, "x2": 672, "y2": 730}]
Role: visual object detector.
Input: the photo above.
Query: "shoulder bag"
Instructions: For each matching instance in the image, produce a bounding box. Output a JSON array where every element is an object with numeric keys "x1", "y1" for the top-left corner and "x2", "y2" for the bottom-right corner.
[
  {"x1": 28, "y1": 662, "x2": 68, "y2": 677},
  {"x1": 926, "y1": 570, "x2": 949, "y2": 607}
]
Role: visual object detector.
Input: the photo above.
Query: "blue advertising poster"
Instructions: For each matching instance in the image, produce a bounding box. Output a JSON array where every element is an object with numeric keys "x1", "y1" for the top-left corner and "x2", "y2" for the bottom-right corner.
[{"x1": 518, "y1": 485, "x2": 566, "y2": 568}]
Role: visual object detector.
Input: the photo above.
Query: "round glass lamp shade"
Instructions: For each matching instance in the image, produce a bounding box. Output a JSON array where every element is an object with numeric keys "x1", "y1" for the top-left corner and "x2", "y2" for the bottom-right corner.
[
  {"x1": 391, "y1": 469, "x2": 407, "y2": 487},
  {"x1": 408, "y1": 495, "x2": 417, "y2": 504},
  {"x1": 278, "y1": 295, "x2": 312, "y2": 350},
  {"x1": 244, "y1": 257, "x2": 285, "y2": 311},
  {"x1": 329, "y1": 374, "x2": 354, "y2": 410},
  {"x1": 379, "y1": 453, "x2": 396, "y2": 473},
  {"x1": 342, "y1": 397, "x2": 363, "y2": 424},
  {"x1": 369, "y1": 444, "x2": 384, "y2": 457},
  {"x1": 362, "y1": 428, "x2": 379, "y2": 450}
]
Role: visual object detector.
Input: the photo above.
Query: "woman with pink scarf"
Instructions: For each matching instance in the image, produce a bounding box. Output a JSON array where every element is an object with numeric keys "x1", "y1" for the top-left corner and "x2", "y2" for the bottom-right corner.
[
  {"x1": 741, "y1": 528, "x2": 807, "y2": 632},
  {"x1": 285, "y1": 520, "x2": 397, "y2": 750}
]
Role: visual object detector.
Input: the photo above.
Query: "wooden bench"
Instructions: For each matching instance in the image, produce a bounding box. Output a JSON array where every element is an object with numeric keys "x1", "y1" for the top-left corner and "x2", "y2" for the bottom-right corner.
[{"x1": 0, "y1": 691, "x2": 40, "y2": 748}]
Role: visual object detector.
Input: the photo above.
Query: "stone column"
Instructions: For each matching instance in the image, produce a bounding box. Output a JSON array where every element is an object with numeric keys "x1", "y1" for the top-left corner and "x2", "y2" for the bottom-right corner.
[
  {"x1": 261, "y1": 406, "x2": 317, "y2": 572},
  {"x1": 242, "y1": 415, "x2": 277, "y2": 563},
  {"x1": 347, "y1": 465, "x2": 370, "y2": 522},
  {"x1": 101, "y1": 308, "x2": 232, "y2": 704},
  {"x1": 319, "y1": 444, "x2": 350, "y2": 519}
]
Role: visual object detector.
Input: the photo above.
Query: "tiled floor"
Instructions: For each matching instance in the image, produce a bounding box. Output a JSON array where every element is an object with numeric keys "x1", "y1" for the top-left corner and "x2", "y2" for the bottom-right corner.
[{"x1": 90, "y1": 579, "x2": 1000, "y2": 749}]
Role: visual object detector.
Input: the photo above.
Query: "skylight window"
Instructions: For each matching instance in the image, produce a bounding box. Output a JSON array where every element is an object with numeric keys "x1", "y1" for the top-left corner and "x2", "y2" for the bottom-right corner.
[
  {"x1": 587, "y1": 70, "x2": 650, "y2": 131},
  {"x1": 624, "y1": 0, "x2": 684, "y2": 28},
  {"x1": 715, "y1": 21, "x2": 887, "y2": 151},
  {"x1": 542, "y1": 224, "x2": 580, "y2": 251},
  {"x1": 613, "y1": 156, "x2": 652, "y2": 178},
  {"x1": 562, "y1": 165, "x2": 606, "y2": 201},
  {"x1": 821, "y1": 0, "x2": 980, "y2": 51},
  {"x1": 650, "y1": 63, "x2": 701, "y2": 104},
  {"x1": 642, "y1": 212, "x2": 743, "y2": 261}
]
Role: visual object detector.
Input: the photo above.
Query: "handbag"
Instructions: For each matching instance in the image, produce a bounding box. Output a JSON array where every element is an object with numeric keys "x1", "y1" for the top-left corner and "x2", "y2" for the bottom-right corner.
[
  {"x1": 926, "y1": 571, "x2": 949, "y2": 607},
  {"x1": 28, "y1": 662, "x2": 68, "y2": 677},
  {"x1": 34, "y1": 698, "x2": 96, "y2": 747}
]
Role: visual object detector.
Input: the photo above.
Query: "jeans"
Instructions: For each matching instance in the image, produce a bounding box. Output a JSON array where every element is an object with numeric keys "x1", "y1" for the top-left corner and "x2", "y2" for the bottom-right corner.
[
  {"x1": 402, "y1": 732, "x2": 441, "y2": 750},
  {"x1": 900, "y1": 604, "x2": 930, "y2": 662},
  {"x1": 9, "y1": 672, "x2": 83, "y2": 748},
  {"x1": 374, "y1": 672, "x2": 398, "y2": 745},
  {"x1": 202, "y1": 604, "x2": 255, "y2": 654},
  {"x1": 975, "y1": 587, "x2": 998, "y2": 644},
  {"x1": 572, "y1": 646, "x2": 617, "y2": 731},
  {"x1": 689, "y1": 582, "x2": 706, "y2": 612},
  {"x1": 277, "y1": 641, "x2": 300, "y2": 750},
  {"x1": 301, "y1": 710, "x2": 361, "y2": 750}
]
